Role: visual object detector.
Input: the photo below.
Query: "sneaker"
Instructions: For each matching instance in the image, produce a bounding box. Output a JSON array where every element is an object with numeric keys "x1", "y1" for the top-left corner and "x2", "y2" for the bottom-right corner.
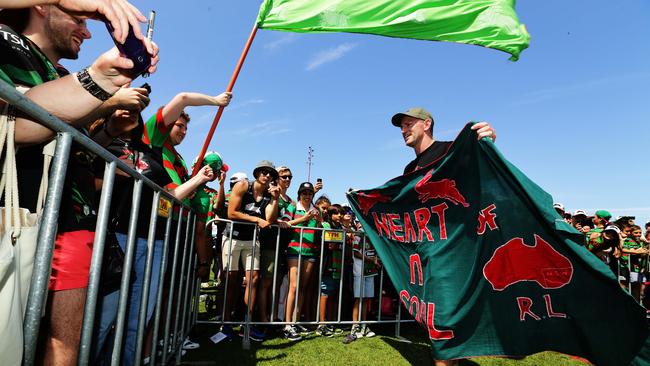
[
  {"x1": 283, "y1": 325, "x2": 302, "y2": 341},
  {"x1": 342, "y1": 332, "x2": 357, "y2": 344},
  {"x1": 295, "y1": 324, "x2": 310, "y2": 335},
  {"x1": 182, "y1": 337, "x2": 200, "y2": 350},
  {"x1": 327, "y1": 325, "x2": 343, "y2": 334},
  {"x1": 237, "y1": 325, "x2": 265, "y2": 341},
  {"x1": 315, "y1": 325, "x2": 334, "y2": 338},
  {"x1": 363, "y1": 326, "x2": 376, "y2": 338},
  {"x1": 351, "y1": 324, "x2": 364, "y2": 338},
  {"x1": 220, "y1": 325, "x2": 234, "y2": 340},
  {"x1": 249, "y1": 327, "x2": 266, "y2": 342}
]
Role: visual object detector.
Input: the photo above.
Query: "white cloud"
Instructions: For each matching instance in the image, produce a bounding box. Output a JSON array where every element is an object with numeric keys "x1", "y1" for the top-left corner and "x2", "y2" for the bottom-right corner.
[
  {"x1": 264, "y1": 33, "x2": 298, "y2": 50},
  {"x1": 230, "y1": 120, "x2": 293, "y2": 137},
  {"x1": 305, "y1": 43, "x2": 357, "y2": 71},
  {"x1": 229, "y1": 98, "x2": 267, "y2": 111}
]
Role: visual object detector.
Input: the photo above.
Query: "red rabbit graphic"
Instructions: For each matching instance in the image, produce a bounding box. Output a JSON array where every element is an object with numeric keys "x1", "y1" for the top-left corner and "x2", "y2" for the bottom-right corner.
[
  {"x1": 414, "y1": 170, "x2": 469, "y2": 207},
  {"x1": 356, "y1": 190, "x2": 392, "y2": 215}
]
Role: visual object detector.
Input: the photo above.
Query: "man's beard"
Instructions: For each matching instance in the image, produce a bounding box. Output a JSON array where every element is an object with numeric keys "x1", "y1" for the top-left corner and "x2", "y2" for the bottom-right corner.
[{"x1": 45, "y1": 18, "x2": 79, "y2": 60}]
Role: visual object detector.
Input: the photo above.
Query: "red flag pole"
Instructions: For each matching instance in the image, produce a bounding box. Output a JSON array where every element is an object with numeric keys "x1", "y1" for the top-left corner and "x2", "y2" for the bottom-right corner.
[{"x1": 191, "y1": 23, "x2": 259, "y2": 176}]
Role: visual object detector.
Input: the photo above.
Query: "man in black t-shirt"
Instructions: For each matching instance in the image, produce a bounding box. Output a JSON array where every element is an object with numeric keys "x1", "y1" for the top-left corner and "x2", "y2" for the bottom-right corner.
[
  {"x1": 391, "y1": 107, "x2": 496, "y2": 366},
  {"x1": 391, "y1": 107, "x2": 497, "y2": 175}
]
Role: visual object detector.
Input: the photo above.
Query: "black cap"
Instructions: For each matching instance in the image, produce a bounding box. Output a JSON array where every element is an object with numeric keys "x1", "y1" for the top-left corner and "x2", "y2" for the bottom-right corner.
[{"x1": 297, "y1": 182, "x2": 315, "y2": 195}]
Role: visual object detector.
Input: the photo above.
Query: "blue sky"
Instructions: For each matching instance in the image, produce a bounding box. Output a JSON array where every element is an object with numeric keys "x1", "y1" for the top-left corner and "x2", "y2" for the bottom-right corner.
[{"x1": 65, "y1": 0, "x2": 650, "y2": 225}]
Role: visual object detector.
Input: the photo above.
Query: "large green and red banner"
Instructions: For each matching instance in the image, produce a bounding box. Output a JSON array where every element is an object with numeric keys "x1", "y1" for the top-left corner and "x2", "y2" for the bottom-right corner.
[{"x1": 346, "y1": 123, "x2": 650, "y2": 365}]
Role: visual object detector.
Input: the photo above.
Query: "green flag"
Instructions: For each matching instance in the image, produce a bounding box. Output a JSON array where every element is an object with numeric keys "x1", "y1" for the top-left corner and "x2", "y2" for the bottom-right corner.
[
  {"x1": 257, "y1": 0, "x2": 530, "y2": 60},
  {"x1": 346, "y1": 123, "x2": 650, "y2": 365}
]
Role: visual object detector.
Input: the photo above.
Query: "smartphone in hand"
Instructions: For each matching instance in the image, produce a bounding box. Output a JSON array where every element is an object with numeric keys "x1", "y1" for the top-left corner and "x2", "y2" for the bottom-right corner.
[{"x1": 105, "y1": 23, "x2": 152, "y2": 77}]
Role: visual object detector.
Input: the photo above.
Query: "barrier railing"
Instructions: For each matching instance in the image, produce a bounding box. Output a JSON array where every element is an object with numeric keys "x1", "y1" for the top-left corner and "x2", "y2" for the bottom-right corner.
[
  {"x1": 0, "y1": 81, "x2": 199, "y2": 365},
  {"x1": 198, "y1": 217, "x2": 414, "y2": 349}
]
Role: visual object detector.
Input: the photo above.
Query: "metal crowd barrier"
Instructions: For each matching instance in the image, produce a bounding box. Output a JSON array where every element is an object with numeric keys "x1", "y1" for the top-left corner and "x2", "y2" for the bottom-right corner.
[
  {"x1": 0, "y1": 81, "x2": 199, "y2": 365},
  {"x1": 618, "y1": 250, "x2": 647, "y2": 303},
  {"x1": 199, "y1": 218, "x2": 414, "y2": 349}
]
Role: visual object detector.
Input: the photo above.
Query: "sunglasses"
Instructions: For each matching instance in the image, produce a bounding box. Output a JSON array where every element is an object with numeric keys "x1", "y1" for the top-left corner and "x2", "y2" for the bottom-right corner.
[
  {"x1": 279, "y1": 175, "x2": 293, "y2": 180},
  {"x1": 258, "y1": 169, "x2": 273, "y2": 176}
]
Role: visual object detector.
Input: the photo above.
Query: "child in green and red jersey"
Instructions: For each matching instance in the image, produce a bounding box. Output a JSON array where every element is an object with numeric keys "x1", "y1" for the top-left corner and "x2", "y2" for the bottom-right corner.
[
  {"x1": 281, "y1": 182, "x2": 321, "y2": 340},
  {"x1": 620, "y1": 225, "x2": 648, "y2": 301},
  {"x1": 316, "y1": 205, "x2": 344, "y2": 337},
  {"x1": 344, "y1": 229, "x2": 381, "y2": 344}
]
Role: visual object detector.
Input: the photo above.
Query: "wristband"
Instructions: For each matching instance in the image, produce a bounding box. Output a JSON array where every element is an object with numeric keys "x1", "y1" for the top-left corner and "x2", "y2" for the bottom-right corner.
[{"x1": 76, "y1": 67, "x2": 113, "y2": 101}]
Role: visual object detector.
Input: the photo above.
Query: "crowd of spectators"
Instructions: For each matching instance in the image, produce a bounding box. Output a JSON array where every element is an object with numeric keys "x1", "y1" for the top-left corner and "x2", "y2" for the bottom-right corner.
[
  {"x1": 204, "y1": 163, "x2": 382, "y2": 344},
  {"x1": 554, "y1": 204, "x2": 650, "y2": 305},
  {"x1": 1, "y1": 1, "x2": 648, "y2": 365},
  {"x1": 0, "y1": 1, "x2": 383, "y2": 362}
]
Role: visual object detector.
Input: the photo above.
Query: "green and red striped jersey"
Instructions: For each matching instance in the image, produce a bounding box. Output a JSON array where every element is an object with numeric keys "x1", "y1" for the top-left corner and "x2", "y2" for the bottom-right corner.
[
  {"x1": 282, "y1": 202, "x2": 319, "y2": 256},
  {"x1": 142, "y1": 107, "x2": 189, "y2": 193},
  {"x1": 621, "y1": 238, "x2": 647, "y2": 273}
]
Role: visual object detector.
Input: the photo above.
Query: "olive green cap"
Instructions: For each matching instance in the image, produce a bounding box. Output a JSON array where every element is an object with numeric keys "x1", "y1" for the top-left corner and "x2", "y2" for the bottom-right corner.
[{"x1": 391, "y1": 107, "x2": 434, "y2": 127}]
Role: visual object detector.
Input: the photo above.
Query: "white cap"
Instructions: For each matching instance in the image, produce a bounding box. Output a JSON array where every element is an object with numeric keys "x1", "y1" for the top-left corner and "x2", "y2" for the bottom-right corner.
[
  {"x1": 604, "y1": 225, "x2": 621, "y2": 234},
  {"x1": 553, "y1": 203, "x2": 565, "y2": 211},
  {"x1": 230, "y1": 172, "x2": 248, "y2": 184},
  {"x1": 573, "y1": 210, "x2": 587, "y2": 217}
]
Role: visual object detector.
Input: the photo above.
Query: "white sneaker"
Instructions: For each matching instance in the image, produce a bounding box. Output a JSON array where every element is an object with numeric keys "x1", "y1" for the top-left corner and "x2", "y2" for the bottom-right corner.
[
  {"x1": 182, "y1": 337, "x2": 200, "y2": 350},
  {"x1": 352, "y1": 324, "x2": 364, "y2": 338},
  {"x1": 363, "y1": 326, "x2": 376, "y2": 338}
]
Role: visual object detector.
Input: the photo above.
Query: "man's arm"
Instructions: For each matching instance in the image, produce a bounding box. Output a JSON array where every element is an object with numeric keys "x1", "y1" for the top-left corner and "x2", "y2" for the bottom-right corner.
[
  {"x1": 213, "y1": 171, "x2": 226, "y2": 212},
  {"x1": 171, "y1": 165, "x2": 214, "y2": 201},
  {"x1": 227, "y1": 180, "x2": 265, "y2": 226},
  {"x1": 15, "y1": 46, "x2": 159, "y2": 145},
  {"x1": 265, "y1": 185, "x2": 280, "y2": 223},
  {"x1": 160, "y1": 92, "x2": 232, "y2": 127}
]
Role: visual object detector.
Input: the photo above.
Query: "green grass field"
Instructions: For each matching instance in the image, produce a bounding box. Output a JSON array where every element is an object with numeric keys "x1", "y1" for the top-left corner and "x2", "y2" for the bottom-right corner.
[{"x1": 181, "y1": 322, "x2": 589, "y2": 366}]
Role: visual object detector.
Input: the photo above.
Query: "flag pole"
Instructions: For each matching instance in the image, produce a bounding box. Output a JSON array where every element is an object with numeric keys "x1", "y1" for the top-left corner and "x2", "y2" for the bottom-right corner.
[{"x1": 191, "y1": 23, "x2": 259, "y2": 176}]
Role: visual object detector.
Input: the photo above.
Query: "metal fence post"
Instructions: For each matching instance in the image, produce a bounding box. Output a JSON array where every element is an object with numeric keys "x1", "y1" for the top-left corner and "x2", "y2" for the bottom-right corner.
[
  {"x1": 172, "y1": 211, "x2": 193, "y2": 360},
  {"x1": 177, "y1": 214, "x2": 198, "y2": 362},
  {"x1": 149, "y1": 203, "x2": 174, "y2": 366},
  {"x1": 270, "y1": 226, "x2": 281, "y2": 324},
  {"x1": 77, "y1": 161, "x2": 116, "y2": 366},
  {"x1": 162, "y1": 206, "x2": 185, "y2": 366},
  {"x1": 242, "y1": 225, "x2": 258, "y2": 351},
  {"x1": 134, "y1": 191, "x2": 161, "y2": 364},
  {"x1": 23, "y1": 132, "x2": 72, "y2": 366},
  {"x1": 111, "y1": 179, "x2": 143, "y2": 366}
]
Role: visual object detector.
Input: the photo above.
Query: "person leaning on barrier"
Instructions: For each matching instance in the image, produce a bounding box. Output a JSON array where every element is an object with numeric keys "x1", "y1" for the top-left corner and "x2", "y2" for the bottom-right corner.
[
  {"x1": 280, "y1": 181, "x2": 322, "y2": 341},
  {"x1": 257, "y1": 165, "x2": 293, "y2": 325},
  {"x1": 316, "y1": 204, "x2": 343, "y2": 338},
  {"x1": 141, "y1": 90, "x2": 232, "y2": 282},
  {"x1": 221, "y1": 160, "x2": 280, "y2": 342},
  {"x1": 0, "y1": 4, "x2": 157, "y2": 365},
  {"x1": 586, "y1": 224, "x2": 622, "y2": 274},
  {"x1": 621, "y1": 224, "x2": 648, "y2": 302},
  {"x1": 90, "y1": 109, "x2": 217, "y2": 365}
]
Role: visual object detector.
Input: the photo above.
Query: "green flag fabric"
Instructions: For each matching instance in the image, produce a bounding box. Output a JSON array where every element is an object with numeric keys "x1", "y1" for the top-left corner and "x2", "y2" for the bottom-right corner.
[
  {"x1": 346, "y1": 123, "x2": 650, "y2": 365},
  {"x1": 256, "y1": 0, "x2": 530, "y2": 60}
]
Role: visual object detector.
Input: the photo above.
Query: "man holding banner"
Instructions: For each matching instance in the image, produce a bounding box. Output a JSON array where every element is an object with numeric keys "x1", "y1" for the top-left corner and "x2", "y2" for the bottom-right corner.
[
  {"x1": 346, "y1": 108, "x2": 650, "y2": 365},
  {"x1": 392, "y1": 108, "x2": 496, "y2": 365}
]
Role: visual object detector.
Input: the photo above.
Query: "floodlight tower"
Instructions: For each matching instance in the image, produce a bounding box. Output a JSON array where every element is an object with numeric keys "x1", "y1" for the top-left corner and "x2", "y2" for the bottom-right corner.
[{"x1": 307, "y1": 146, "x2": 314, "y2": 182}]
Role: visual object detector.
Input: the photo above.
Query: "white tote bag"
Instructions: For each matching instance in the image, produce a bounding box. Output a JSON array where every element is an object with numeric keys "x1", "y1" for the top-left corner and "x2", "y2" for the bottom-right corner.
[{"x1": 0, "y1": 104, "x2": 41, "y2": 366}]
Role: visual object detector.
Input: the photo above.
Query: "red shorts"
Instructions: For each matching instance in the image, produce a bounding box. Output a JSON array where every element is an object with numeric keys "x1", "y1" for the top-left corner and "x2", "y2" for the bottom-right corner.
[{"x1": 48, "y1": 230, "x2": 95, "y2": 291}]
